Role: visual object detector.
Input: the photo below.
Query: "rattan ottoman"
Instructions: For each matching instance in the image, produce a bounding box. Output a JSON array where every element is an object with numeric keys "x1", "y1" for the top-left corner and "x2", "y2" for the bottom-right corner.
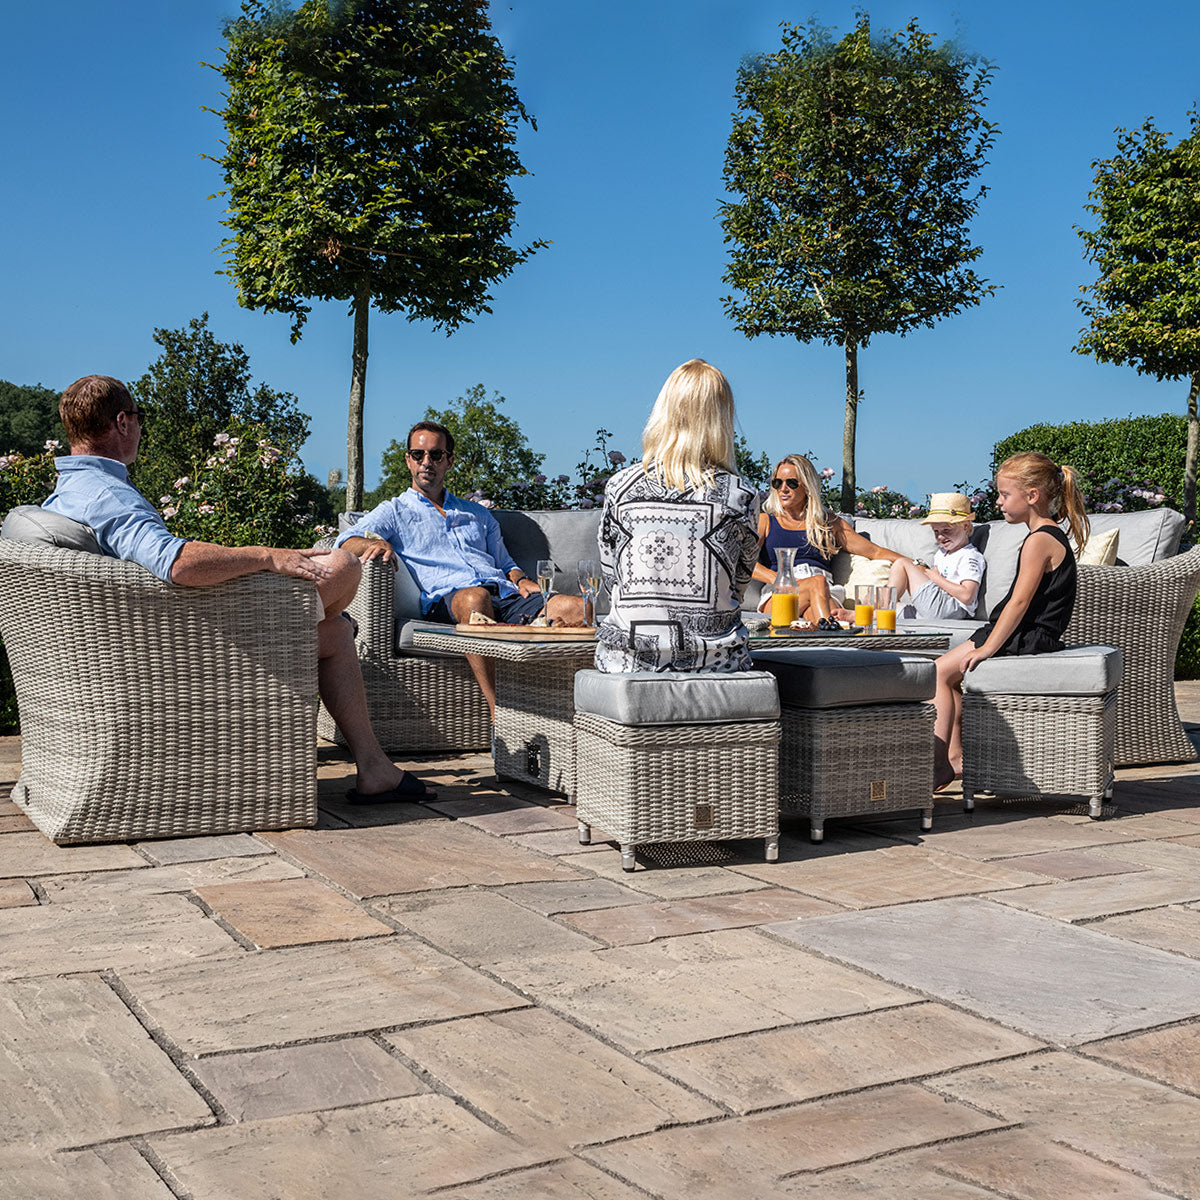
[
  {"x1": 573, "y1": 670, "x2": 781, "y2": 872},
  {"x1": 753, "y1": 647, "x2": 936, "y2": 842},
  {"x1": 961, "y1": 645, "x2": 1122, "y2": 819}
]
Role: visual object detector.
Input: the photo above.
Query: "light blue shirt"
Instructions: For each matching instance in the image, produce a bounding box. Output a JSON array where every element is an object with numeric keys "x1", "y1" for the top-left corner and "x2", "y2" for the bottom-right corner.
[
  {"x1": 335, "y1": 488, "x2": 519, "y2": 613},
  {"x1": 44, "y1": 456, "x2": 188, "y2": 583}
]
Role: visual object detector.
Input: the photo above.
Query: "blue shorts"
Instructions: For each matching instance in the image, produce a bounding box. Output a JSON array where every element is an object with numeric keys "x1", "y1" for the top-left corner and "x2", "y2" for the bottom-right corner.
[{"x1": 425, "y1": 582, "x2": 551, "y2": 625}]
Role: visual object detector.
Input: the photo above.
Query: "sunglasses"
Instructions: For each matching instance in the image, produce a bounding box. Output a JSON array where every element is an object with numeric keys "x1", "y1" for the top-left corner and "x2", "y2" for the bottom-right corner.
[
  {"x1": 407, "y1": 448, "x2": 447, "y2": 463},
  {"x1": 770, "y1": 478, "x2": 801, "y2": 491},
  {"x1": 120, "y1": 406, "x2": 151, "y2": 426}
]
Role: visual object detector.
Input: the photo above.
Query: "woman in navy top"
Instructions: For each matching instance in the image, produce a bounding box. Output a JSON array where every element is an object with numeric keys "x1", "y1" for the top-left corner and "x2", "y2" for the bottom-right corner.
[{"x1": 754, "y1": 454, "x2": 903, "y2": 628}]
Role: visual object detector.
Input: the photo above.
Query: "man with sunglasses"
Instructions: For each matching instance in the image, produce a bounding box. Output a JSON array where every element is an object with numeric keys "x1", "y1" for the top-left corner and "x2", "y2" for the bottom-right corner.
[
  {"x1": 41, "y1": 374, "x2": 433, "y2": 803},
  {"x1": 336, "y1": 420, "x2": 584, "y2": 715}
]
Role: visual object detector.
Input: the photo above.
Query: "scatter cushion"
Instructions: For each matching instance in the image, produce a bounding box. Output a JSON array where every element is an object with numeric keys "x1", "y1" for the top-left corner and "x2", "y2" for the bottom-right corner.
[
  {"x1": 1074, "y1": 527, "x2": 1119, "y2": 566},
  {"x1": 1, "y1": 506, "x2": 101, "y2": 554},
  {"x1": 752, "y1": 647, "x2": 936, "y2": 708},
  {"x1": 844, "y1": 554, "x2": 893, "y2": 593},
  {"x1": 961, "y1": 645, "x2": 1122, "y2": 697},
  {"x1": 574, "y1": 669, "x2": 780, "y2": 726}
]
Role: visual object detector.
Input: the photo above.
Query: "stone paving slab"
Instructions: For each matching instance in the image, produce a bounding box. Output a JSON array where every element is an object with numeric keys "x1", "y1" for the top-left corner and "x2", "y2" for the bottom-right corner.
[
  {"x1": 505, "y1": 828, "x2": 615, "y2": 856},
  {"x1": 913, "y1": 814, "x2": 1147, "y2": 860},
  {"x1": 0, "y1": 1143, "x2": 176, "y2": 1199},
  {"x1": 137, "y1": 833, "x2": 272, "y2": 865},
  {"x1": 928, "y1": 1052, "x2": 1200, "y2": 1199},
  {"x1": 996, "y1": 848, "x2": 1149, "y2": 880},
  {"x1": 491, "y1": 928, "x2": 915, "y2": 1054},
  {"x1": 644, "y1": 1002, "x2": 1041, "y2": 1113},
  {"x1": 429, "y1": 795, "x2": 581, "y2": 836},
  {"x1": 0, "y1": 894, "x2": 240, "y2": 980},
  {"x1": 39, "y1": 855, "x2": 306, "y2": 901},
  {"x1": 910, "y1": 1128, "x2": 1179, "y2": 1199},
  {"x1": 386, "y1": 1008, "x2": 720, "y2": 1148},
  {"x1": 435, "y1": 1157, "x2": 648, "y2": 1198},
  {"x1": 495, "y1": 878, "x2": 648, "y2": 915},
  {"x1": 187, "y1": 1037, "x2": 428, "y2": 1121},
  {"x1": 1086, "y1": 1020, "x2": 1200, "y2": 1097},
  {"x1": 732, "y1": 843, "x2": 1046, "y2": 907},
  {"x1": 0, "y1": 831, "x2": 146, "y2": 878},
  {"x1": 990, "y1": 867, "x2": 1200, "y2": 922},
  {"x1": 778, "y1": 1158, "x2": 1002, "y2": 1198},
  {"x1": 766, "y1": 896, "x2": 1200, "y2": 1045},
  {"x1": 1090, "y1": 905, "x2": 1200, "y2": 959},
  {"x1": 559, "y1": 888, "x2": 841, "y2": 946},
  {"x1": 585, "y1": 1084, "x2": 1006, "y2": 1198},
  {"x1": 0, "y1": 878, "x2": 37, "y2": 907},
  {"x1": 126, "y1": 935, "x2": 527, "y2": 1056},
  {"x1": 260, "y1": 824, "x2": 585, "y2": 898},
  {"x1": 1094, "y1": 836, "x2": 1200, "y2": 871},
  {"x1": 578, "y1": 853, "x2": 772, "y2": 899},
  {"x1": 0, "y1": 975, "x2": 214, "y2": 1148},
  {"x1": 374, "y1": 890, "x2": 603, "y2": 963},
  {"x1": 196, "y1": 877, "x2": 394, "y2": 948},
  {"x1": 0, "y1": 799, "x2": 22, "y2": 816},
  {"x1": 0, "y1": 811, "x2": 36, "y2": 833},
  {"x1": 150, "y1": 1095, "x2": 551, "y2": 1198}
]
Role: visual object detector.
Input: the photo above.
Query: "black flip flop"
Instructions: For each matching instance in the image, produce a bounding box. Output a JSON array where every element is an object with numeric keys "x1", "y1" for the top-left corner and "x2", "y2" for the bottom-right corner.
[{"x1": 344, "y1": 774, "x2": 437, "y2": 804}]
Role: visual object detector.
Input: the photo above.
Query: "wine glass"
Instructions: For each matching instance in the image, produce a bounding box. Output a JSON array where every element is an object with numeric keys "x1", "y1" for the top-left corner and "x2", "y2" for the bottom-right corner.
[
  {"x1": 536, "y1": 559, "x2": 554, "y2": 621},
  {"x1": 578, "y1": 558, "x2": 601, "y2": 627}
]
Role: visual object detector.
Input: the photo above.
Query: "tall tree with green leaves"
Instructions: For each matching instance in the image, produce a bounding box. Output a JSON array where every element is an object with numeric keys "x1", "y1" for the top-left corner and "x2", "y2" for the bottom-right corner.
[
  {"x1": 1075, "y1": 109, "x2": 1200, "y2": 526},
  {"x1": 207, "y1": 0, "x2": 544, "y2": 511},
  {"x1": 0, "y1": 381, "x2": 64, "y2": 456},
  {"x1": 721, "y1": 15, "x2": 998, "y2": 512}
]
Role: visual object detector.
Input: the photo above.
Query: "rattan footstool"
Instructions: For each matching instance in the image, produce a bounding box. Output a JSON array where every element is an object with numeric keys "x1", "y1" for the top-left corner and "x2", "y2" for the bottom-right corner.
[
  {"x1": 573, "y1": 670, "x2": 781, "y2": 872},
  {"x1": 752, "y1": 647, "x2": 936, "y2": 842},
  {"x1": 961, "y1": 644, "x2": 1122, "y2": 819}
]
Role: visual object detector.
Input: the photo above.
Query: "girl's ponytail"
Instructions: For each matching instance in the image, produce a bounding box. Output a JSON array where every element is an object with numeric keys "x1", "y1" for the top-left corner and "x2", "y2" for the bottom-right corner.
[{"x1": 1058, "y1": 464, "x2": 1090, "y2": 554}]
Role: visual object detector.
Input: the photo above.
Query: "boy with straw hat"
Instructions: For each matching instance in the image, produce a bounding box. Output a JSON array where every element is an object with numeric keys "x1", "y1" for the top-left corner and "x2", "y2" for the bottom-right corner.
[{"x1": 889, "y1": 491, "x2": 987, "y2": 621}]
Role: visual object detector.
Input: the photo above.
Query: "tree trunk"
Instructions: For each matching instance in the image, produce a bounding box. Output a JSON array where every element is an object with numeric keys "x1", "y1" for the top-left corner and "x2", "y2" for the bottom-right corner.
[
  {"x1": 840, "y1": 338, "x2": 859, "y2": 515},
  {"x1": 345, "y1": 281, "x2": 370, "y2": 512},
  {"x1": 1185, "y1": 371, "x2": 1199, "y2": 529}
]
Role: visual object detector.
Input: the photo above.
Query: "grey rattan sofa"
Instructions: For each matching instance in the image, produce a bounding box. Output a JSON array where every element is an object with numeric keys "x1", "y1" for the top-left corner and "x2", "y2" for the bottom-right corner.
[{"x1": 0, "y1": 513, "x2": 319, "y2": 844}]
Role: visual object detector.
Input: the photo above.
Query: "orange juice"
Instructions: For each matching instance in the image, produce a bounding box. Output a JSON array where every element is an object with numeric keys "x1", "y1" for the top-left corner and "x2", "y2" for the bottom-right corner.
[
  {"x1": 770, "y1": 592, "x2": 799, "y2": 626},
  {"x1": 875, "y1": 607, "x2": 897, "y2": 631},
  {"x1": 853, "y1": 603, "x2": 874, "y2": 628}
]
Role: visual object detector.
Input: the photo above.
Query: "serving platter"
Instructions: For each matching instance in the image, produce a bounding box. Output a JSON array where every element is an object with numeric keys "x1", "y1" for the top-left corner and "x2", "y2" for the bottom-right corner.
[{"x1": 454, "y1": 623, "x2": 597, "y2": 640}]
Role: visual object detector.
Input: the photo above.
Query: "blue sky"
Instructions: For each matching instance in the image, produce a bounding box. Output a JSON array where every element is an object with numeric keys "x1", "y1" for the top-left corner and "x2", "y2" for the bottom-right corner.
[{"x1": 3, "y1": 1, "x2": 1197, "y2": 503}]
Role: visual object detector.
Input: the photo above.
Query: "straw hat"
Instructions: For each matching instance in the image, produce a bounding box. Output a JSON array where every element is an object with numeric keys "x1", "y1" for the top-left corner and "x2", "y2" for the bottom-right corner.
[{"x1": 921, "y1": 492, "x2": 975, "y2": 525}]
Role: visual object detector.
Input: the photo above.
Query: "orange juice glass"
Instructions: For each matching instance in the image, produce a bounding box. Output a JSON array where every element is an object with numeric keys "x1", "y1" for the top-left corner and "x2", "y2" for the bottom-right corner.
[
  {"x1": 853, "y1": 585, "x2": 874, "y2": 629},
  {"x1": 874, "y1": 585, "x2": 898, "y2": 632},
  {"x1": 770, "y1": 591, "x2": 799, "y2": 627}
]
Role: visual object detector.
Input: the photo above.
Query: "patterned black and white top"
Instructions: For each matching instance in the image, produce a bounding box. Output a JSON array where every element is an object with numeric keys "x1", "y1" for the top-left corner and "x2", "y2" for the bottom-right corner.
[{"x1": 594, "y1": 463, "x2": 761, "y2": 673}]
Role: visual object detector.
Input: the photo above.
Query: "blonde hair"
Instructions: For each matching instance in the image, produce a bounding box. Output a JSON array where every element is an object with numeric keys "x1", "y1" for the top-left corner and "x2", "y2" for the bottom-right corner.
[
  {"x1": 997, "y1": 452, "x2": 1090, "y2": 550},
  {"x1": 763, "y1": 454, "x2": 839, "y2": 561},
  {"x1": 641, "y1": 359, "x2": 736, "y2": 492}
]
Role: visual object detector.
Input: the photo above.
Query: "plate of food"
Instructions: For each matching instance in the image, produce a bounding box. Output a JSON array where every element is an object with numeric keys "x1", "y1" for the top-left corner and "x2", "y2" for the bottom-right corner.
[
  {"x1": 455, "y1": 613, "x2": 596, "y2": 639},
  {"x1": 781, "y1": 619, "x2": 863, "y2": 635}
]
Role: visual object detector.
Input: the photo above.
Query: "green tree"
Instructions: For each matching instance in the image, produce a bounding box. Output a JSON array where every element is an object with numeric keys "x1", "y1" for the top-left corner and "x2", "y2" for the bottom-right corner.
[
  {"x1": 721, "y1": 14, "x2": 998, "y2": 513},
  {"x1": 1074, "y1": 109, "x2": 1200, "y2": 526},
  {"x1": 366, "y1": 384, "x2": 547, "y2": 509},
  {"x1": 734, "y1": 434, "x2": 771, "y2": 490},
  {"x1": 0, "y1": 381, "x2": 64, "y2": 456},
  {"x1": 129, "y1": 313, "x2": 314, "y2": 514},
  {"x1": 207, "y1": 0, "x2": 545, "y2": 511}
]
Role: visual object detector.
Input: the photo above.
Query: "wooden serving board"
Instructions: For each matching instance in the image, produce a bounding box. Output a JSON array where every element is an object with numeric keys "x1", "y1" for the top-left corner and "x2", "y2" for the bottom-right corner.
[{"x1": 454, "y1": 623, "x2": 596, "y2": 640}]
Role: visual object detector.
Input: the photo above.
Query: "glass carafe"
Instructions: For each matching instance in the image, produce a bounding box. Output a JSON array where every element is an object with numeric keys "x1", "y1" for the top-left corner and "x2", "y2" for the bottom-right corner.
[{"x1": 769, "y1": 546, "x2": 799, "y2": 627}]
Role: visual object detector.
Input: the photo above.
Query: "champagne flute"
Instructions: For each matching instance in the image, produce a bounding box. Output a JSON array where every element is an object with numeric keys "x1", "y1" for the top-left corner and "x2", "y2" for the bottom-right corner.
[
  {"x1": 536, "y1": 559, "x2": 554, "y2": 621},
  {"x1": 578, "y1": 558, "x2": 601, "y2": 627}
]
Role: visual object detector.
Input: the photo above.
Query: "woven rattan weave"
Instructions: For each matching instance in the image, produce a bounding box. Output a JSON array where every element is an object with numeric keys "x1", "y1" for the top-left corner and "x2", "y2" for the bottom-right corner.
[
  {"x1": 0, "y1": 540, "x2": 319, "y2": 844},
  {"x1": 777, "y1": 702, "x2": 934, "y2": 842},
  {"x1": 574, "y1": 711, "x2": 780, "y2": 871},
  {"x1": 962, "y1": 690, "x2": 1116, "y2": 819},
  {"x1": 1064, "y1": 546, "x2": 1200, "y2": 766}
]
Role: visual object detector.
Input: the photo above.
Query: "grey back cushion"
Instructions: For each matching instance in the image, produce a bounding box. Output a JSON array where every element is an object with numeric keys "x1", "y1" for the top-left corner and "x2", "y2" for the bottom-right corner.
[
  {"x1": 1, "y1": 505, "x2": 102, "y2": 554},
  {"x1": 494, "y1": 509, "x2": 604, "y2": 596}
]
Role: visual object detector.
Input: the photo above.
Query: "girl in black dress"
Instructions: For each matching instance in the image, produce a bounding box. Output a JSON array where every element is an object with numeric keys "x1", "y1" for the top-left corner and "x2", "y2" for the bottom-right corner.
[{"x1": 933, "y1": 452, "x2": 1090, "y2": 789}]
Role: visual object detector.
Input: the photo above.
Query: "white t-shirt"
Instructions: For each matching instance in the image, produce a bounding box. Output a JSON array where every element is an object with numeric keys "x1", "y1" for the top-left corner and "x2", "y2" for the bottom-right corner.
[{"x1": 935, "y1": 543, "x2": 986, "y2": 616}]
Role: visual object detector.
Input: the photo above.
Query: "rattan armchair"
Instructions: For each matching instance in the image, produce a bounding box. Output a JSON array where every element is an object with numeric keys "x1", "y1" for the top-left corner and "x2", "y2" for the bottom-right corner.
[
  {"x1": 1065, "y1": 545, "x2": 1200, "y2": 766},
  {"x1": 0, "y1": 539, "x2": 320, "y2": 844}
]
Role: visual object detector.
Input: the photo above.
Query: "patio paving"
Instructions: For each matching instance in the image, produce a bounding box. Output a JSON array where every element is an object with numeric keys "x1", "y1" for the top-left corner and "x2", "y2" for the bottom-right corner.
[{"x1": 0, "y1": 680, "x2": 1196, "y2": 1197}]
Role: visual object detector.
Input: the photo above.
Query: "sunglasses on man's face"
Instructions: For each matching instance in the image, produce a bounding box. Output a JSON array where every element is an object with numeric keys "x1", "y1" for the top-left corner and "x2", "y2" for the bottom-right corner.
[
  {"x1": 120, "y1": 407, "x2": 150, "y2": 427},
  {"x1": 771, "y1": 478, "x2": 800, "y2": 491},
  {"x1": 407, "y1": 448, "x2": 447, "y2": 463}
]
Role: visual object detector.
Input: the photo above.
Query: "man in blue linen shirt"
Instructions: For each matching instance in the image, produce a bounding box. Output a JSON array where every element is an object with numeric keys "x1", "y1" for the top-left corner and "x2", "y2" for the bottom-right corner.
[
  {"x1": 337, "y1": 420, "x2": 584, "y2": 715},
  {"x1": 43, "y1": 374, "x2": 433, "y2": 803}
]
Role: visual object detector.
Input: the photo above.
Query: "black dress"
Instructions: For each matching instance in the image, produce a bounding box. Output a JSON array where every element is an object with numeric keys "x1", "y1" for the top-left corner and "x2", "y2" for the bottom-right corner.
[{"x1": 970, "y1": 526, "x2": 1076, "y2": 657}]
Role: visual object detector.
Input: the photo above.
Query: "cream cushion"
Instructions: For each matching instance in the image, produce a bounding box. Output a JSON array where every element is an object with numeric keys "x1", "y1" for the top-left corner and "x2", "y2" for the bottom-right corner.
[
  {"x1": 844, "y1": 554, "x2": 892, "y2": 593},
  {"x1": 1074, "y1": 527, "x2": 1119, "y2": 566}
]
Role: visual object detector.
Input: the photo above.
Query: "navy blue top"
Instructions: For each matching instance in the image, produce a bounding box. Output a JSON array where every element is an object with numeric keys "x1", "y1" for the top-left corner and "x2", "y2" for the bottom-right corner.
[{"x1": 759, "y1": 514, "x2": 833, "y2": 574}]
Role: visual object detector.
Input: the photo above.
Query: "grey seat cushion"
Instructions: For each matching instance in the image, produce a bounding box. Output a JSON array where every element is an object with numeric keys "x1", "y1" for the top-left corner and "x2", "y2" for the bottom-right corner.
[
  {"x1": 574, "y1": 669, "x2": 780, "y2": 726},
  {"x1": 752, "y1": 647, "x2": 936, "y2": 708},
  {"x1": 961, "y1": 644, "x2": 1122, "y2": 697},
  {"x1": 1, "y1": 506, "x2": 102, "y2": 554}
]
